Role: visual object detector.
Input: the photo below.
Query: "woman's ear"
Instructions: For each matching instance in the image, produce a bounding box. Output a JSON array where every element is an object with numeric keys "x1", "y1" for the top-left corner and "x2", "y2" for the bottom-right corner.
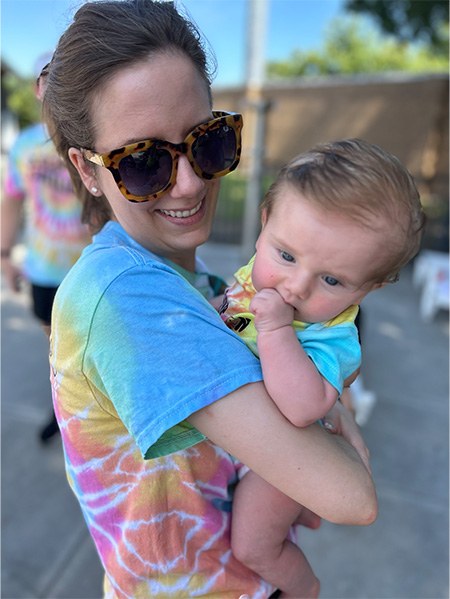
[{"x1": 68, "y1": 148, "x2": 102, "y2": 196}]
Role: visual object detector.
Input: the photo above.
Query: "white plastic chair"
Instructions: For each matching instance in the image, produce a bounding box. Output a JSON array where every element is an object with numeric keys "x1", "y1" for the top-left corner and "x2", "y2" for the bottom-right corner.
[{"x1": 413, "y1": 250, "x2": 449, "y2": 322}]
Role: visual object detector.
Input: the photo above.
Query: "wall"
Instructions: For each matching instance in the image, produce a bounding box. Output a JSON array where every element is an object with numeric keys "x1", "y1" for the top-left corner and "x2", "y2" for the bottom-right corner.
[{"x1": 212, "y1": 73, "x2": 449, "y2": 199}]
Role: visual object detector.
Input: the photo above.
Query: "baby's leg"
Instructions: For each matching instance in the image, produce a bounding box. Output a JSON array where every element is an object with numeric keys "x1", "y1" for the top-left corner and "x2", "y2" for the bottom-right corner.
[{"x1": 231, "y1": 470, "x2": 320, "y2": 598}]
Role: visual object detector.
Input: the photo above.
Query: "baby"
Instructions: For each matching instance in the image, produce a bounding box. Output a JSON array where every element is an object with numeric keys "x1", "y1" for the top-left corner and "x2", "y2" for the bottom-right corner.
[{"x1": 218, "y1": 138, "x2": 425, "y2": 597}]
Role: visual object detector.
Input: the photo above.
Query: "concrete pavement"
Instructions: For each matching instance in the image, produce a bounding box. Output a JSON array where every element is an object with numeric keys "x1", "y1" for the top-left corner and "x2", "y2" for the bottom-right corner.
[{"x1": 1, "y1": 242, "x2": 449, "y2": 598}]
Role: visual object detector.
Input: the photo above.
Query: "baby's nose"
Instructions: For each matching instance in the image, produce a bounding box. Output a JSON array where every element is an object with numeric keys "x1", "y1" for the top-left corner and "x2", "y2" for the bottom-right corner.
[{"x1": 287, "y1": 275, "x2": 311, "y2": 300}]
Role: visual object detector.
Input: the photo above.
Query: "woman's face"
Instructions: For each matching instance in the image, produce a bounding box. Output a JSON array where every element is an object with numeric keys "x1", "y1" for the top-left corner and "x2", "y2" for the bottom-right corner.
[{"x1": 73, "y1": 53, "x2": 219, "y2": 270}]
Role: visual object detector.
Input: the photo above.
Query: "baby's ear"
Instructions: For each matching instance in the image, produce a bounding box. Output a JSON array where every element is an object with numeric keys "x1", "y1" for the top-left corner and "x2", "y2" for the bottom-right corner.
[
  {"x1": 377, "y1": 272, "x2": 400, "y2": 289},
  {"x1": 255, "y1": 209, "x2": 268, "y2": 252},
  {"x1": 371, "y1": 280, "x2": 389, "y2": 291},
  {"x1": 261, "y1": 207, "x2": 268, "y2": 228}
]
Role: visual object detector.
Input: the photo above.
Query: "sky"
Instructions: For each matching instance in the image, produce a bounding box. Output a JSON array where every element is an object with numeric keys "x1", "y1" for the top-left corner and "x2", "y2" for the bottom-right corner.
[{"x1": 1, "y1": 0, "x2": 345, "y2": 87}]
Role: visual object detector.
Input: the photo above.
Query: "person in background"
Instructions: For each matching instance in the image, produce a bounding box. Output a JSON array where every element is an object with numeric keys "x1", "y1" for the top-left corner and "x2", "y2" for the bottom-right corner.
[
  {"x1": 1, "y1": 53, "x2": 90, "y2": 442},
  {"x1": 42, "y1": 1, "x2": 377, "y2": 596},
  {"x1": 217, "y1": 138, "x2": 425, "y2": 597}
]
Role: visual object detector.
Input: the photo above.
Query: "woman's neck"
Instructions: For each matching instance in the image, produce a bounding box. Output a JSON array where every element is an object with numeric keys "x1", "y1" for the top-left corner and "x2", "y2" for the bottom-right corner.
[{"x1": 166, "y1": 252, "x2": 196, "y2": 273}]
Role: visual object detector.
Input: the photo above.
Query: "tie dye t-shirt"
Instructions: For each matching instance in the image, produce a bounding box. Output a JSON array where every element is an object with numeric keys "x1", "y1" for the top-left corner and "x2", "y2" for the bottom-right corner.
[
  {"x1": 220, "y1": 256, "x2": 361, "y2": 394},
  {"x1": 50, "y1": 222, "x2": 274, "y2": 598},
  {"x1": 4, "y1": 123, "x2": 90, "y2": 285}
]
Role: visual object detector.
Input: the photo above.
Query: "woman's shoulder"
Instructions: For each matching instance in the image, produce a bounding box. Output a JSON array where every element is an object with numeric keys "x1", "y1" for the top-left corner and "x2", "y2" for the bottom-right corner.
[
  {"x1": 89, "y1": 221, "x2": 165, "y2": 266},
  {"x1": 72, "y1": 221, "x2": 177, "y2": 284},
  {"x1": 56, "y1": 222, "x2": 180, "y2": 311}
]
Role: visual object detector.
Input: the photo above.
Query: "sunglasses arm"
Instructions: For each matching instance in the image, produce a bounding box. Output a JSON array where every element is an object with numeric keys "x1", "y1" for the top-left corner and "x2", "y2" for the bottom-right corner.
[{"x1": 82, "y1": 149, "x2": 105, "y2": 167}]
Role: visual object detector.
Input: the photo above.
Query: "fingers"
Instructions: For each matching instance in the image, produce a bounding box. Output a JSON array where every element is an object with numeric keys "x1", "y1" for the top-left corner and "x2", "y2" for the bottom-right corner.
[
  {"x1": 250, "y1": 288, "x2": 285, "y2": 312},
  {"x1": 324, "y1": 402, "x2": 372, "y2": 474},
  {"x1": 319, "y1": 417, "x2": 337, "y2": 434},
  {"x1": 250, "y1": 288, "x2": 294, "y2": 331},
  {"x1": 349, "y1": 434, "x2": 371, "y2": 474}
]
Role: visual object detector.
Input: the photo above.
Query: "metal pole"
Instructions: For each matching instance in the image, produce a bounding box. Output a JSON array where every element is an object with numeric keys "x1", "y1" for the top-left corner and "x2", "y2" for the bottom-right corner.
[{"x1": 241, "y1": 0, "x2": 269, "y2": 261}]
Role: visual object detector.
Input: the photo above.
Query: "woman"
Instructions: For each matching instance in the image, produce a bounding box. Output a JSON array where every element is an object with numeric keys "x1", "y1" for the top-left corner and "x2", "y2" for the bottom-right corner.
[{"x1": 43, "y1": 1, "x2": 377, "y2": 597}]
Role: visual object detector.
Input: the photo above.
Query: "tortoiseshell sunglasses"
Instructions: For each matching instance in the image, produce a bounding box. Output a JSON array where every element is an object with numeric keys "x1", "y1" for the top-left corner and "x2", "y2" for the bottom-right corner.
[{"x1": 82, "y1": 111, "x2": 243, "y2": 202}]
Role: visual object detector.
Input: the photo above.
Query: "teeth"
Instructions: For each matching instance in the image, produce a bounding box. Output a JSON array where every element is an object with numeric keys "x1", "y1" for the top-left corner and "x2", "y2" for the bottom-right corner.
[{"x1": 160, "y1": 201, "x2": 202, "y2": 218}]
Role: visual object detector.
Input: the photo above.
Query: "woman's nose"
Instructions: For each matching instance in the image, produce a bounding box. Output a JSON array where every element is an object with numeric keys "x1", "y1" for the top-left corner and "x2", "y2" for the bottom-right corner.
[{"x1": 170, "y1": 155, "x2": 205, "y2": 199}]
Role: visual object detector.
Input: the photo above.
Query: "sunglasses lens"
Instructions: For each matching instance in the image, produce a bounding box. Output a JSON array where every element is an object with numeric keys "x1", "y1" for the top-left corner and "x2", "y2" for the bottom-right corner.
[
  {"x1": 119, "y1": 146, "x2": 172, "y2": 197},
  {"x1": 193, "y1": 122, "x2": 237, "y2": 175}
]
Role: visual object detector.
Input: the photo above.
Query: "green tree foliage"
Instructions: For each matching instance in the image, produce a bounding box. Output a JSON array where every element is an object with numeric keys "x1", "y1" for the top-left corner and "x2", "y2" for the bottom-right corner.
[
  {"x1": 346, "y1": 0, "x2": 449, "y2": 53},
  {"x1": 267, "y1": 16, "x2": 449, "y2": 79},
  {"x1": 3, "y1": 71, "x2": 41, "y2": 128}
]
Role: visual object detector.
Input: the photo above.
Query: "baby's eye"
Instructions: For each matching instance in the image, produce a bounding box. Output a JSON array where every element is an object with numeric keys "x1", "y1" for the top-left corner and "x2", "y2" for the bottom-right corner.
[
  {"x1": 280, "y1": 250, "x2": 295, "y2": 263},
  {"x1": 323, "y1": 275, "x2": 340, "y2": 286}
]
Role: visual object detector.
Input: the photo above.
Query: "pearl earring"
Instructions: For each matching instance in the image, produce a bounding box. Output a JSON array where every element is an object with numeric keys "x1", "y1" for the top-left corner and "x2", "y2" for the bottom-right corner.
[{"x1": 91, "y1": 186, "x2": 99, "y2": 194}]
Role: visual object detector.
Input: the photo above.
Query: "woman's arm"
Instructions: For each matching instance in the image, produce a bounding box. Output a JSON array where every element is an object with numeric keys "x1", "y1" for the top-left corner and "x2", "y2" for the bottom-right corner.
[
  {"x1": 0, "y1": 196, "x2": 24, "y2": 292},
  {"x1": 188, "y1": 380, "x2": 377, "y2": 526}
]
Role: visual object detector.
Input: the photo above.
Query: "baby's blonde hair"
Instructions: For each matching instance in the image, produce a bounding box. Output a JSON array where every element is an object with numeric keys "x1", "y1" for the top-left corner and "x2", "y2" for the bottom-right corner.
[{"x1": 261, "y1": 138, "x2": 426, "y2": 283}]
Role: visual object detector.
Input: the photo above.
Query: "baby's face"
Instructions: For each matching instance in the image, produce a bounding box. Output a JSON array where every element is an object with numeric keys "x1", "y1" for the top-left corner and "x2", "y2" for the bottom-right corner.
[{"x1": 252, "y1": 188, "x2": 385, "y2": 323}]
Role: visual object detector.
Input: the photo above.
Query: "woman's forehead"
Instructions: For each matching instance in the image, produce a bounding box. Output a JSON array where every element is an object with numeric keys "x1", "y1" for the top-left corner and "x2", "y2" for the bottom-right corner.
[{"x1": 90, "y1": 54, "x2": 211, "y2": 150}]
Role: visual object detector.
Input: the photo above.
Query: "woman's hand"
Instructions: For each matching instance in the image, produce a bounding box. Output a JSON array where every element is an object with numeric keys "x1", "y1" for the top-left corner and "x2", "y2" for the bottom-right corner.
[{"x1": 321, "y1": 395, "x2": 371, "y2": 474}]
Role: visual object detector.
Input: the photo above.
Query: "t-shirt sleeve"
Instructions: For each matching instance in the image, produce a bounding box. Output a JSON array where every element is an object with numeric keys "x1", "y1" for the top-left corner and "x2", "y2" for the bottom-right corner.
[
  {"x1": 83, "y1": 262, "x2": 263, "y2": 457},
  {"x1": 298, "y1": 321, "x2": 361, "y2": 394}
]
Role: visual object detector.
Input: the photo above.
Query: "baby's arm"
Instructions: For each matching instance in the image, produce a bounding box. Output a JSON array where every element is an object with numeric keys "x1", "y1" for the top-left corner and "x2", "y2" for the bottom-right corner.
[{"x1": 251, "y1": 288, "x2": 339, "y2": 427}]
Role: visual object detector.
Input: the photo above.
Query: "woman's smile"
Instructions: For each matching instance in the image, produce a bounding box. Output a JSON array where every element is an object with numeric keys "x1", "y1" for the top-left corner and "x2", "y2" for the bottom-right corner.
[{"x1": 156, "y1": 197, "x2": 205, "y2": 223}]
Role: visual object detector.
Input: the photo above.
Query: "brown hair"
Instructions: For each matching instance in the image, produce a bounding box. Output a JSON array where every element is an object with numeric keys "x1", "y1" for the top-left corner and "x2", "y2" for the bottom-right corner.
[
  {"x1": 42, "y1": 0, "x2": 215, "y2": 232},
  {"x1": 262, "y1": 138, "x2": 426, "y2": 283}
]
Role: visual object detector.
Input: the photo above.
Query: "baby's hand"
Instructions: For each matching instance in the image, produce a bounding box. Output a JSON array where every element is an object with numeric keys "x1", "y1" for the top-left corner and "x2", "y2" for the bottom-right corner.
[{"x1": 250, "y1": 288, "x2": 294, "y2": 332}]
